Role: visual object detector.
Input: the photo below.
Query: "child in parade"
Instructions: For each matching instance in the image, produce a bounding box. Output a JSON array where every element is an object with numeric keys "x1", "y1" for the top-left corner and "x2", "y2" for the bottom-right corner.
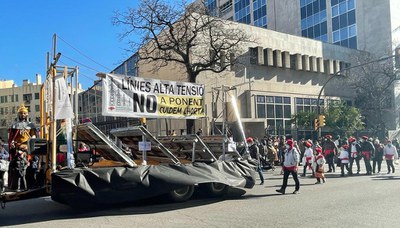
[
  {"x1": 302, "y1": 141, "x2": 314, "y2": 177},
  {"x1": 314, "y1": 147, "x2": 326, "y2": 184},
  {"x1": 338, "y1": 144, "x2": 350, "y2": 177}
]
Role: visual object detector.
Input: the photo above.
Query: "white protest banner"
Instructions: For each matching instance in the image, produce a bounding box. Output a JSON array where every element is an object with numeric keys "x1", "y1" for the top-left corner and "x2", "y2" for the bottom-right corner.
[
  {"x1": 102, "y1": 74, "x2": 205, "y2": 119},
  {"x1": 54, "y1": 76, "x2": 74, "y2": 120}
]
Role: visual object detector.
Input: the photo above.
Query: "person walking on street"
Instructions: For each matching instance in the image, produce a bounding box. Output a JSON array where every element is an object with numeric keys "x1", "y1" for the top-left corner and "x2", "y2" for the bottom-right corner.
[
  {"x1": 372, "y1": 139, "x2": 384, "y2": 174},
  {"x1": 302, "y1": 141, "x2": 314, "y2": 177},
  {"x1": 322, "y1": 135, "x2": 338, "y2": 173},
  {"x1": 276, "y1": 139, "x2": 300, "y2": 194},
  {"x1": 383, "y1": 140, "x2": 398, "y2": 174},
  {"x1": 314, "y1": 147, "x2": 326, "y2": 184},
  {"x1": 338, "y1": 144, "x2": 350, "y2": 177},
  {"x1": 348, "y1": 137, "x2": 361, "y2": 175},
  {"x1": 360, "y1": 136, "x2": 375, "y2": 175},
  {"x1": 247, "y1": 137, "x2": 264, "y2": 185}
]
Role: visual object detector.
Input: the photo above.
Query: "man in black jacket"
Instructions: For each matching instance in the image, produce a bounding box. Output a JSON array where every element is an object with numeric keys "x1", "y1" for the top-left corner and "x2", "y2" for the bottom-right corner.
[
  {"x1": 359, "y1": 136, "x2": 375, "y2": 175},
  {"x1": 247, "y1": 137, "x2": 264, "y2": 185}
]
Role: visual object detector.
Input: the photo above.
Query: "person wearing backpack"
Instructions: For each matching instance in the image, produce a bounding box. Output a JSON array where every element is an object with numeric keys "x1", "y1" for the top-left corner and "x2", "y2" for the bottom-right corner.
[{"x1": 276, "y1": 139, "x2": 300, "y2": 194}]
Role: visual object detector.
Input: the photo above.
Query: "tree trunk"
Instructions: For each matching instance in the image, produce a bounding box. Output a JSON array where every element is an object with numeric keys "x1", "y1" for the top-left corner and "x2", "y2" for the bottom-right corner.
[{"x1": 186, "y1": 72, "x2": 197, "y2": 134}]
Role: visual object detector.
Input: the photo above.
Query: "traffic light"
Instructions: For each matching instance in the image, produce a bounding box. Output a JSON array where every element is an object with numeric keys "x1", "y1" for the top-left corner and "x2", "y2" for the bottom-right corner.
[
  {"x1": 139, "y1": 117, "x2": 146, "y2": 125},
  {"x1": 314, "y1": 118, "x2": 319, "y2": 131},
  {"x1": 319, "y1": 115, "x2": 326, "y2": 127}
]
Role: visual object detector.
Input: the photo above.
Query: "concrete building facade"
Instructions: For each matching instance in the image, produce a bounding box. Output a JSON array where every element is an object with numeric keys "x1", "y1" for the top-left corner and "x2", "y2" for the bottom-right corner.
[
  {"x1": 0, "y1": 75, "x2": 43, "y2": 139},
  {"x1": 205, "y1": 0, "x2": 400, "y2": 55}
]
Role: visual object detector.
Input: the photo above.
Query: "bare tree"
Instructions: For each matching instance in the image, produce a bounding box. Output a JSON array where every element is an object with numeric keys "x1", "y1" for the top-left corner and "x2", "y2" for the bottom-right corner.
[
  {"x1": 113, "y1": 0, "x2": 254, "y2": 133},
  {"x1": 347, "y1": 53, "x2": 399, "y2": 134}
]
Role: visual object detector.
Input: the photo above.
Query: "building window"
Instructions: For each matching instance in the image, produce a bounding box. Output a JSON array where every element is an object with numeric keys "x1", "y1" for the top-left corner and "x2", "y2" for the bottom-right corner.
[
  {"x1": 253, "y1": 0, "x2": 267, "y2": 28},
  {"x1": 35, "y1": 93, "x2": 40, "y2": 100},
  {"x1": 10, "y1": 95, "x2": 14, "y2": 102},
  {"x1": 206, "y1": 0, "x2": 218, "y2": 16},
  {"x1": 15, "y1": 94, "x2": 18, "y2": 102},
  {"x1": 35, "y1": 105, "x2": 40, "y2": 112},
  {"x1": 295, "y1": 97, "x2": 324, "y2": 113},
  {"x1": 235, "y1": 0, "x2": 251, "y2": 24},
  {"x1": 300, "y1": 0, "x2": 327, "y2": 41},
  {"x1": 331, "y1": 0, "x2": 357, "y2": 49},
  {"x1": 23, "y1": 94, "x2": 32, "y2": 102},
  {"x1": 256, "y1": 95, "x2": 292, "y2": 135},
  {"x1": 0, "y1": 95, "x2": 7, "y2": 103}
]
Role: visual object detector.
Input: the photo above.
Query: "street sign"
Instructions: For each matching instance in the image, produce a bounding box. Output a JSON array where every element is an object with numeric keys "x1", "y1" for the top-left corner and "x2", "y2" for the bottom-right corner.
[{"x1": 139, "y1": 141, "x2": 151, "y2": 151}]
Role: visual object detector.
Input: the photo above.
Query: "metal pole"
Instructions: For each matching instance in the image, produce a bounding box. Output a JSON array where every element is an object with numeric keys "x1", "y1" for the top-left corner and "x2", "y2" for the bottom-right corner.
[{"x1": 222, "y1": 86, "x2": 226, "y2": 160}]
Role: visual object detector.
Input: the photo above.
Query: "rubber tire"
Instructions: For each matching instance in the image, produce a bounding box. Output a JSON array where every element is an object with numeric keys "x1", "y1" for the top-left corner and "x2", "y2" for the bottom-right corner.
[
  {"x1": 167, "y1": 185, "x2": 195, "y2": 202},
  {"x1": 199, "y1": 183, "x2": 228, "y2": 197}
]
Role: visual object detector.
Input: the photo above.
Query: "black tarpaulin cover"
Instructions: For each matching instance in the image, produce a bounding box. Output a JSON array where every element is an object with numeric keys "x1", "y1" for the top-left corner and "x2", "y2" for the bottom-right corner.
[{"x1": 51, "y1": 160, "x2": 256, "y2": 207}]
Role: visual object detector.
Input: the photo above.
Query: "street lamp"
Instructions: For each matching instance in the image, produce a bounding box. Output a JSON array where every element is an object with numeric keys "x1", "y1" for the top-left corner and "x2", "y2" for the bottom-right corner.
[{"x1": 316, "y1": 52, "x2": 400, "y2": 137}]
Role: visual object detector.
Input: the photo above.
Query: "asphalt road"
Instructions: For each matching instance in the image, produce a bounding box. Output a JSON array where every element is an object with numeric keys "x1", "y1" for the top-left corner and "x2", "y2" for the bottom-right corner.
[{"x1": 1, "y1": 162, "x2": 399, "y2": 228}]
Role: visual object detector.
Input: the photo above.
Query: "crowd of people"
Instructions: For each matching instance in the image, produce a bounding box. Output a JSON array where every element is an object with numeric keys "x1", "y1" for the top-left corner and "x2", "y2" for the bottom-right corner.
[{"x1": 245, "y1": 134, "x2": 400, "y2": 194}]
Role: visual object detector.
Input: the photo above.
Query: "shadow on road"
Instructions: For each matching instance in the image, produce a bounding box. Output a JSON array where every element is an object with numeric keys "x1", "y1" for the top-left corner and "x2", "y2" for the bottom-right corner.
[
  {"x1": 371, "y1": 175, "x2": 400, "y2": 181},
  {"x1": 0, "y1": 187, "x2": 247, "y2": 226}
]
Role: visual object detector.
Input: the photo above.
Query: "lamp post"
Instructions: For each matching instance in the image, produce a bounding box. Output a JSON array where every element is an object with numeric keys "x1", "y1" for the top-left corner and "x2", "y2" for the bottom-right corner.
[{"x1": 316, "y1": 53, "x2": 400, "y2": 138}]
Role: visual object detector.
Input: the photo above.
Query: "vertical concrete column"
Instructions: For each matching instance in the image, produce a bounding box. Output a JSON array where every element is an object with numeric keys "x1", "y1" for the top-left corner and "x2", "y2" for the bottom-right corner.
[
  {"x1": 317, "y1": 57, "x2": 325, "y2": 73},
  {"x1": 264, "y1": 48, "x2": 274, "y2": 66},
  {"x1": 256, "y1": 46, "x2": 264, "y2": 65},
  {"x1": 274, "y1": 50, "x2": 282, "y2": 67},
  {"x1": 295, "y1": 54, "x2": 303, "y2": 71},
  {"x1": 282, "y1": 51, "x2": 290, "y2": 69},
  {"x1": 334, "y1": 60, "x2": 341, "y2": 74},
  {"x1": 302, "y1": 55, "x2": 310, "y2": 71},
  {"x1": 310, "y1": 56, "x2": 317, "y2": 72},
  {"x1": 325, "y1": 59, "x2": 334, "y2": 74}
]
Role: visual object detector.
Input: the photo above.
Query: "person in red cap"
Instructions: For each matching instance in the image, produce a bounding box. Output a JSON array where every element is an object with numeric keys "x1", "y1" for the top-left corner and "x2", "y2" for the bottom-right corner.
[
  {"x1": 347, "y1": 137, "x2": 361, "y2": 175},
  {"x1": 383, "y1": 140, "x2": 398, "y2": 174},
  {"x1": 247, "y1": 137, "x2": 264, "y2": 185},
  {"x1": 321, "y1": 135, "x2": 338, "y2": 173},
  {"x1": 301, "y1": 141, "x2": 314, "y2": 177},
  {"x1": 359, "y1": 136, "x2": 375, "y2": 175},
  {"x1": 313, "y1": 147, "x2": 326, "y2": 184},
  {"x1": 338, "y1": 144, "x2": 350, "y2": 177},
  {"x1": 276, "y1": 139, "x2": 300, "y2": 194}
]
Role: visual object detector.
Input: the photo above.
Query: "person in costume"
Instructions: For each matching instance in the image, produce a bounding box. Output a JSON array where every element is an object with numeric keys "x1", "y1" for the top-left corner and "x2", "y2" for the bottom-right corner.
[
  {"x1": 383, "y1": 140, "x2": 398, "y2": 174},
  {"x1": 348, "y1": 137, "x2": 361, "y2": 175},
  {"x1": 276, "y1": 139, "x2": 300, "y2": 194},
  {"x1": 314, "y1": 147, "x2": 326, "y2": 184},
  {"x1": 302, "y1": 141, "x2": 314, "y2": 177},
  {"x1": 338, "y1": 144, "x2": 350, "y2": 177},
  {"x1": 359, "y1": 136, "x2": 375, "y2": 175},
  {"x1": 8, "y1": 104, "x2": 37, "y2": 190},
  {"x1": 321, "y1": 135, "x2": 338, "y2": 173}
]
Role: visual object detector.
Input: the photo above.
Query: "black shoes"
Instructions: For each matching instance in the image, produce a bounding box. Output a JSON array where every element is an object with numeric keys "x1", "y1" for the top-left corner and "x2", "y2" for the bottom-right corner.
[
  {"x1": 293, "y1": 190, "x2": 299, "y2": 194},
  {"x1": 276, "y1": 189, "x2": 285, "y2": 194},
  {"x1": 260, "y1": 181, "x2": 264, "y2": 185}
]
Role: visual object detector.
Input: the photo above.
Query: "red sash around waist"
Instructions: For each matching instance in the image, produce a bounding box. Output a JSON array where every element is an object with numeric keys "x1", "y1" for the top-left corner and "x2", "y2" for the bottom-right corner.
[
  {"x1": 324, "y1": 149, "x2": 334, "y2": 157},
  {"x1": 362, "y1": 151, "x2": 371, "y2": 160},
  {"x1": 385, "y1": 154, "x2": 394, "y2": 160}
]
